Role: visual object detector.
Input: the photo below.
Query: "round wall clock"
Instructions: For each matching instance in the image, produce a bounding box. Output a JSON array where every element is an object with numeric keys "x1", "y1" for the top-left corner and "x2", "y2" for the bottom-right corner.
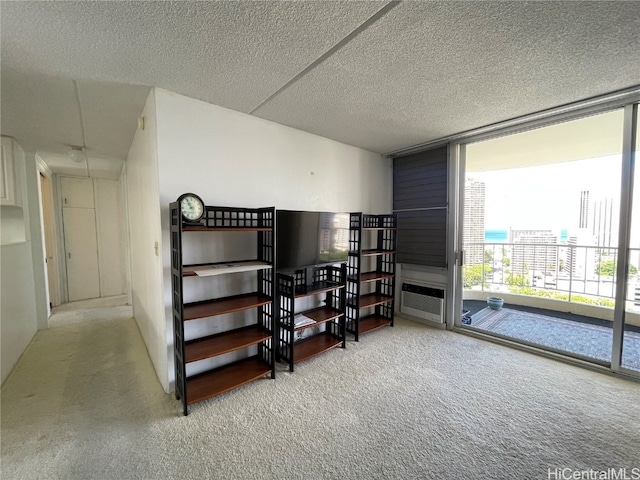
[{"x1": 178, "y1": 193, "x2": 205, "y2": 222}]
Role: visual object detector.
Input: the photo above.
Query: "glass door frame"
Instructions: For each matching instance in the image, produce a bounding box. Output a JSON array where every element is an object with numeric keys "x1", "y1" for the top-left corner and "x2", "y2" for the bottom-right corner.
[
  {"x1": 448, "y1": 91, "x2": 640, "y2": 379},
  {"x1": 612, "y1": 102, "x2": 638, "y2": 374}
]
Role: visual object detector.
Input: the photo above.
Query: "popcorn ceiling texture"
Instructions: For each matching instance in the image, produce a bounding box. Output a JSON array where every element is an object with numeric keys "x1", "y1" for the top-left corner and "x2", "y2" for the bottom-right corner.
[
  {"x1": 1, "y1": 1, "x2": 639, "y2": 158},
  {"x1": 253, "y1": 1, "x2": 640, "y2": 153},
  {"x1": 6, "y1": 1, "x2": 387, "y2": 112},
  {"x1": 1, "y1": 313, "x2": 638, "y2": 479}
]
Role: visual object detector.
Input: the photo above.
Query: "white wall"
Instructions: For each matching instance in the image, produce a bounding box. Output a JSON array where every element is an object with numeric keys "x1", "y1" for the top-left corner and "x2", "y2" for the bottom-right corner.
[
  {"x1": 1, "y1": 243, "x2": 38, "y2": 383},
  {"x1": 25, "y1": 151, "x2": 49, "y2": 330},
  {"x1": 153, "y1": 89, "x2": 392, "y2": 390},
  {"x1": 125, "y1": 90, "x2": 168, "y2": 391},
  {"x1": 1, "y1": 142, "x2": 47, "y2": 383}
]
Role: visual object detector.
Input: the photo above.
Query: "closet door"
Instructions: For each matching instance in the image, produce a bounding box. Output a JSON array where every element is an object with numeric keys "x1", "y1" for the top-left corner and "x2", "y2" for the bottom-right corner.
[
  {"x1": 95, "y1": 179, "x2": 125, "y2": 297},
  {"x1": 61, "y1": 176, "x2": 100, "y2": 302},
  {"x1": 63, "y1": 207, "x2": 100, "y2": 301},
  {"x1": 60, "y1": 176, "x2": 95, "y2": 208}
]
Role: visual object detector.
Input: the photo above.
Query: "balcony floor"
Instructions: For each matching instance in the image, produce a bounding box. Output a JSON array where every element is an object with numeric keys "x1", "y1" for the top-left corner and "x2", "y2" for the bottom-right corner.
[{"x1": 463, "y1": 300, "x2": 640, "y2": 371}]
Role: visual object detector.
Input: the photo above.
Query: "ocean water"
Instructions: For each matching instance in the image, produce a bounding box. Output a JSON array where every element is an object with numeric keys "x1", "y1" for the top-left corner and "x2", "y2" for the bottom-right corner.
[
  {"x1": 560, "y1": 229, "x2": 568, "y2": 242},
  {"x1": 484, "y1": 229, "x2": 568, "y2": 243},
  {"x1": 485, "y1": 229, "x2": 508, "y2": 242}
]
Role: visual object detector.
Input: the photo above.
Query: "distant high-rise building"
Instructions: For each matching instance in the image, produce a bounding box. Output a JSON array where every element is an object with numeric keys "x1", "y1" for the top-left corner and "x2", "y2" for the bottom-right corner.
[
  {"x1": 566, "y1": 232, "x2": 597, "y2": 279},
  {"x1": 464, "y1": 180, "x2": 486, "y2": 265},
  {"x1": 579, "y1": 191, "x2": 589, "y2": 229},
  {"x1": 566, "y1": 191, "x2": 611, "y2": 280},
  {"x1": 510, "y1": 230, "x2": 558, "y2": 278},
  {"x1": 592, "y1": 196, "x2": 617, "y2": 249},
  {"x1": 577, "y1": 190, "x2": 617, "y2": 248}
]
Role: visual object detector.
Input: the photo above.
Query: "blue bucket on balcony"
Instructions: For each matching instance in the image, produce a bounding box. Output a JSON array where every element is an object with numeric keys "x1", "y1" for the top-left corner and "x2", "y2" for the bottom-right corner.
[{"x1": 487, "y1": 297, "x2": 504, "y2": 310}]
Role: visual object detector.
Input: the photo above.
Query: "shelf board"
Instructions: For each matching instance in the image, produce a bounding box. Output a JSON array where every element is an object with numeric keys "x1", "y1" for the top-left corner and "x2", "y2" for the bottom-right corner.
[
  {"x1": 347, "y1": 271, "x2": 394, "y2": 283},
  {"x1": 362, "y1": 227, "x2": 396, "y2": 231},
  {"x1": 182, "y1": 226, "x2": 272, "y2": 232},
  {"x1": 360, "y1": 249, "x2": 396, "y2": 257},
  {"x1": 186, "y1": 357, "x2": 271, "y2": 405},
  {"x1": 185, "y1": 325, "x2": 272, "y2": 363},
  {"x1": 294, "y1": 281, "x2": 344, "y2": 298},
  {"x1": 294, "y1": 332, "x2": 343, "y2": 364},
  {"x1": 183, "y1": 260, "x2": 271, "y2": 277},
  {"x1": 359, "y1": 315, "x2": 392, "y2": 334},
  {"x1": 293, "y1": 306, "x2": 342, "y2": 331},
  {"x1": 184, "y1": 293, "x2": 271, "y2": 321},
  {"x1": 349, "y1": 293, "x2": 394, "y2": 309}
]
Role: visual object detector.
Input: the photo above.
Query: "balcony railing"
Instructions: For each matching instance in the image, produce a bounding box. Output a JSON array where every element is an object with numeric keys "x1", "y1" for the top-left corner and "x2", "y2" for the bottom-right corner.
[{"x1": 463, "y1": 242, "x2": 640, "y2": 309}]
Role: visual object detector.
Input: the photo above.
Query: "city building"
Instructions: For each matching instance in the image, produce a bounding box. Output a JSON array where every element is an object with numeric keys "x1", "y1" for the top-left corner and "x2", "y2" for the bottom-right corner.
[
  {"x1": 509, "y1": 230, "x2": 558, "y2": 281},
  {"x1": 566, "y1": 191, "x2": 617, "y2": 281},
  {"x1": 463, "y1": 179, "x2": 486, "y2": 266},
  {"x1": 592, "y1": 196, "x2": 617, "y2": 249}
]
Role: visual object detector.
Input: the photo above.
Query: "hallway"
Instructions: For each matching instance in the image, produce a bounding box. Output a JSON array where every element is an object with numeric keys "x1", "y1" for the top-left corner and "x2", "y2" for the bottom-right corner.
[
  {"x1": 48, "y1": 295, "x2": 132, "y2": 328},
  {"x1": 1, "y1": 308, "x2": 174, "y2": 478}
]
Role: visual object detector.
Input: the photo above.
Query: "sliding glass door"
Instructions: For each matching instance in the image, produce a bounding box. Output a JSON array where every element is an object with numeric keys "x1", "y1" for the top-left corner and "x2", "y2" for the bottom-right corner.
[{"x1": 454, "y1": 100, "x2": 639, "y2": 379}]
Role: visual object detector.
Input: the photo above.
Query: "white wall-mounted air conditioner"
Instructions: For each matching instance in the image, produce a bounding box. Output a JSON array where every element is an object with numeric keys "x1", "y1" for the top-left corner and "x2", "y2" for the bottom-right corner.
[{"x1": 400, "y1": 282, "x2": 445, "y2": 324}]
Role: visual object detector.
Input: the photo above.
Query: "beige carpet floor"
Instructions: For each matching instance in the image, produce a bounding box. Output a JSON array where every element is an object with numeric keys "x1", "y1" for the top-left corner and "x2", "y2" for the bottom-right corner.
[{"x1": 1, "y1": 311, "x2": 639, "y2": 479}]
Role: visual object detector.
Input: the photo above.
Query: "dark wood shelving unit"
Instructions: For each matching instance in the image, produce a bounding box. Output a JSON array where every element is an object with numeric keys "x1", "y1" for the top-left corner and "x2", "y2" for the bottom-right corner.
[
  {"x1": 183, "y1": 293, "x2": 271, "y2": 321},
  {"x1": 358, "y1": 314, "x2": 393, "y2": 334},
  {"x1": 294, "y1": 281, "x2": 342, "y2": 298},
  {"x1": 186, "y1": 357, "x2": 272, "y2": 405},
  {"x1": 293, "y1": 332, "x2": 343, "y2": 364},
  {"x1": 293, "y1": 306, "x2": 342, "y2": 330},
  {"x1": 171, "y1": 203, "x2": 276, "y2": 415},
  {"x1": 354, "y1": 292, "x2": 395, "y2": 309},
  {"x1": 276, "y1": 264, "x2": 346, "y2": 372},
  {"x1": 182, "y1": 260, "x2": 271, "y2": 277},
  {"x1": 349, "y1": 271, "x2": 394, "y2": 283},
  {"x1": 185, "y1": 325, "x2": 272, "y2": 363},
  {"x1": 361, "y1": 249, "x2": 396, "y2": 256},
  {"x1": 346, "y1": 213, "x2": 397, "y2": 341}
]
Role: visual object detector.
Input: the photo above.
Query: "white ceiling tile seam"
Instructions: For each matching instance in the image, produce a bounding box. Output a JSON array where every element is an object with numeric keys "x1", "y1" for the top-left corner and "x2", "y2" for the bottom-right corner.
[
  {"x1": 249, "y1": 1, "x2": 401, "y2": 116},
  {"x1": 72, "y1": 80, "x2": 87, "y2": 149},
  {"x1": 72, "y1": 80, "x2": 90, "y2": 177}
]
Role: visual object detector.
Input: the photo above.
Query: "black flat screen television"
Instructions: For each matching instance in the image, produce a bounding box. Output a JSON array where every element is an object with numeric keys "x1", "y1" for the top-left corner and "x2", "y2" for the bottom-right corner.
[{"x1": 276, "y1": 210, "x2": 350, "y2": 271}]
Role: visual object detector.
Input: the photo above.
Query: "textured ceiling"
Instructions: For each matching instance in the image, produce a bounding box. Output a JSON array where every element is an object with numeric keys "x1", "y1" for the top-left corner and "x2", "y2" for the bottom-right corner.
[
  {"x1": 1, "y1": 0, "x2": 640, "y2": 175},
  {"x1": 254, "y1": 1, "x2": 640, "y2": 153}
]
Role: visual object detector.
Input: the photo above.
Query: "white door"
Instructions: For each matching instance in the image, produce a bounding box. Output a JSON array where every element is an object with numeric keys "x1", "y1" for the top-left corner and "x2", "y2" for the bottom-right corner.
[
  {"x1": 95, "y1": 179, "x2": 125, "y2": 296},
  {"x1": 60, "y1": 176, "x2": 94, "y2": 208},
  {"x1": 63, "y1": 207, "x2": 100, "y2": 301}
]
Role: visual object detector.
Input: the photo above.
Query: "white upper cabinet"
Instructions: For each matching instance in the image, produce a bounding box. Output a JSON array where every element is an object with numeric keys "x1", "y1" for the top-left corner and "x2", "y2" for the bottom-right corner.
[
  {"x1": 60, "y1": 176, "x2": 95, "y2": 208},
  {"x1": 0, "y1": 136, "x2": 22, "y2": 207}
]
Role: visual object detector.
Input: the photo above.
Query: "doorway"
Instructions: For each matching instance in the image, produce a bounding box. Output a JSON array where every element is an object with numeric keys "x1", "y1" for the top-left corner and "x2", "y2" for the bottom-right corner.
[
  {"x1": 58, "y1": 175, "x2": 127, "y2": 304},
  {"x1": 39, "y1": 172, "x2": 59, "y2": 310}
]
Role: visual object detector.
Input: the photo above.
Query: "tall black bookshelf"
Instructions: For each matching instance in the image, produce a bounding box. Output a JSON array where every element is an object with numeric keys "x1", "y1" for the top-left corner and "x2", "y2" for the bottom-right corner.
[
  {"x1": 170, "y1": 203, "x2": 276, "y2": 415},
  {"x1": 345, "y1": 213, "x2": 397, "y2": 341}
]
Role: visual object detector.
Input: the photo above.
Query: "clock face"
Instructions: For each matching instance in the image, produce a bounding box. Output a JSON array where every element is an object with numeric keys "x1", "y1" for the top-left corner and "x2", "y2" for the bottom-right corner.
[{"x1": 180, "y1": 194, "x2": 204, "y2": 222}]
